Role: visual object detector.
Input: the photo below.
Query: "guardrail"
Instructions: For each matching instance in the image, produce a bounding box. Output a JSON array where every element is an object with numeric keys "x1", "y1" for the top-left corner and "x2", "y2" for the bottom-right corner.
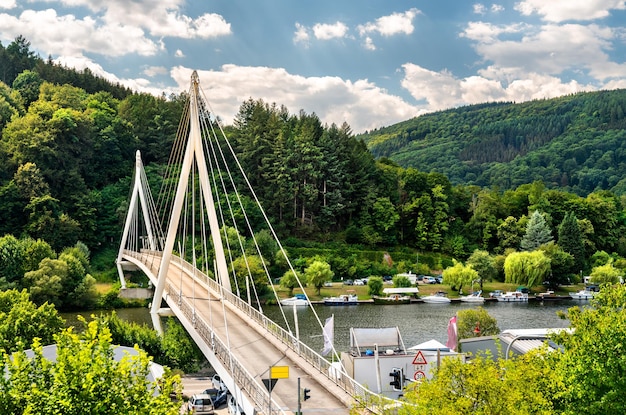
[{"x1": 124, "y1": 249, "x2": 399, "y2": 414}]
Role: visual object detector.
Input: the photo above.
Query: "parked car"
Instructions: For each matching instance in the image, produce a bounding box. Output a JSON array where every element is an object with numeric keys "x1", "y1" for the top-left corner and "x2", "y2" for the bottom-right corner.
[
  {"x1": 424, "y1": 276, "x2": 437, "y2": 284},
  {"x1": 434, "y1": 276, "x2": 443, "y2": 284},
  {"x1": 228, "y1": 395, "x2": 245, "y2": 415},
  {"x1": 354, "y1": 279, "x2": 365, "y2": 285},
  {"x1": 211, "y1": 374, "x2": 226, "y2": 391},
  {"x1": 343, "y1": 279, "x2": 353, "y2": 285},
  {"x1": 202, "y1": 388, "x2": 229, "y2": 408},
  {"x1": 323, "y1": 281, "x2": 333, "y2": 287},
  {"x1": 188, "y1": 393, "x2": 214, "y2": 414}
]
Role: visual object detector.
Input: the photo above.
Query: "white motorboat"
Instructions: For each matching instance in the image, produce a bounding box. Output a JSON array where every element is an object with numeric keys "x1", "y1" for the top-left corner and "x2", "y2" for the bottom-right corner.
[
  {"x1": 570, "y1": 289, "x2": 596, "y2": 300},
  {"x1": 280, "y1": 294, "x2": 309, "y2": 306},
  {"x1": 323, "y1": 294, "x2": 358, "y2": 305},
  {"x1": 496, "y1": 291, "x2": 528, "y2": 302},
  {"x1": 421, "y1": 291, "x2": 451, "y2": 304},
  {"x1": 460, "y1": 290, "x2": 485, "y2": 303}
]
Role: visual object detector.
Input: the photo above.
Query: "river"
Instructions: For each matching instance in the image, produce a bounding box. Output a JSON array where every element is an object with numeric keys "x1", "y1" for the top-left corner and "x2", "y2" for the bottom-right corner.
[{"x1": 62, "y1": 299, "x2": 581, "y2": 353}]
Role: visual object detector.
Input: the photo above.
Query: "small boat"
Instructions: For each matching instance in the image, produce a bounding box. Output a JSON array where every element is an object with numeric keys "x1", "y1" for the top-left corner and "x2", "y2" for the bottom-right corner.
[
  {"x1": 570, "y1": 289, "x2": 596, "y2": 300},
  {"x1": 280, "y1": 293, "x2": 308, "y2": 307},
  {"x1": 536, "y1": 290, "x2": 571, "y2": 301},
  {"x1": 372, "y1": 293, "x2": 411, "y2": 304},
  {"x1": 421, "y1": 291, "x2": 451, "y2": 304},
  {"x1": 489, "y1": 290, "x2": 503, "y2": 299},
  {"x1": 460, "y1": 290, "x2": 485, "y2": 303},
  {"x1": 496, "y1": 291, "x2": 528, "y2": 302},
  {"x1": 323, "y1": 294, "x2": 358, "y2": 305}
]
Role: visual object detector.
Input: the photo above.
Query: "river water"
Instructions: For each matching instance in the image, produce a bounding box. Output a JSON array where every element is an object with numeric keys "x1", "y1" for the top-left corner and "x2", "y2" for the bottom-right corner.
[{"x1": 62, "y1": 299, "x2": 582, "y2": 353}]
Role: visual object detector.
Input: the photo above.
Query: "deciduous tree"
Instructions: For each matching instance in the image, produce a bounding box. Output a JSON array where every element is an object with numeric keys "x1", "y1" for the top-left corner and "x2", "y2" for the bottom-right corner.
[
  {"x1": 304, "y1": 259, "x2": 334, "y2": 295},
  {"x1": 504, "y1": 250, "x2": 551, "y2": 288},
  {"x1": 0, "y1": 318, "x2": 181, "y2": 414}
]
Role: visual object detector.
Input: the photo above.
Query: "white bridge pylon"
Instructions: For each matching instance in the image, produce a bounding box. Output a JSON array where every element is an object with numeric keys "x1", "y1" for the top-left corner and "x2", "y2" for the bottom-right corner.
[
  {"x1": 116, "y1": 150, "x2": 162, "y2": 289},
  {"x1": 115, "y1": 71, "x2": 404, "y2": 415},
  {"x1": 151, "y1": 70, "x2": 232, "y2": 317}
]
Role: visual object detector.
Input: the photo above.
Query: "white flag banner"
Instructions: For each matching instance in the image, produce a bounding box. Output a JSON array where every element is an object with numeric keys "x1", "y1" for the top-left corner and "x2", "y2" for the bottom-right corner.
[{"x1": 321, "y1": 315, "x2": 334, "y2": 356}]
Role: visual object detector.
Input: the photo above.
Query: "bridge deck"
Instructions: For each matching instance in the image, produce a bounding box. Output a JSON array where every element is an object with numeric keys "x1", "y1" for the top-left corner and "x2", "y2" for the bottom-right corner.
[{"x1": 124, "y1": 252, "x2": 354, "y2": 415}]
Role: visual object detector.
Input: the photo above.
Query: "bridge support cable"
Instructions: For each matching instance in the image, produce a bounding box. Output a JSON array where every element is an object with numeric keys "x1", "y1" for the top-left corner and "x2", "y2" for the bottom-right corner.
[
  {"x1": 151, "y1": 71, "x2": 232, "y2": 319},
  {"x1": 197, "y1": 87, "x2": 333, "y2": 347},
  {"x1": 117, "y1": 72, "x2": 408, "y2": 412}
]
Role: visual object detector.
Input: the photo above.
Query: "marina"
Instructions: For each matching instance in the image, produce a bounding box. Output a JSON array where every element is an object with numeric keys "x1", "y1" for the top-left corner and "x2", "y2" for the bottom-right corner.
[{"x1": 264, "y1": 299, "x2": 577, "y2": 353}]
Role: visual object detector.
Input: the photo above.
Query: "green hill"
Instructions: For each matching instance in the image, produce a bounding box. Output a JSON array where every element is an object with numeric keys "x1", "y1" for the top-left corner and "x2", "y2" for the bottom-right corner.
[{"x1": 357, "y1": 90, "x2": 626, "y2": 195}]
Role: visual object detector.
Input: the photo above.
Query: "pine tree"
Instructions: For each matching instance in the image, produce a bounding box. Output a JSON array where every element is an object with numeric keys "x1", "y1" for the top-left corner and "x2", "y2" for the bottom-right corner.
[
  {"x1": 520, "y1": 210, "x2": 553, "y2": 251},
  {"x1": 558, "y1": 211, "x2": 585, "y2": 274}
]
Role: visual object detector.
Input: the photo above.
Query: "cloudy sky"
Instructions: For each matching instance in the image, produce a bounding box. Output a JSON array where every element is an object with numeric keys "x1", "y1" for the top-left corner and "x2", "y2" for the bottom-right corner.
[{"x1": 1, "y1": 0, "x2": 626, "y2": 133}]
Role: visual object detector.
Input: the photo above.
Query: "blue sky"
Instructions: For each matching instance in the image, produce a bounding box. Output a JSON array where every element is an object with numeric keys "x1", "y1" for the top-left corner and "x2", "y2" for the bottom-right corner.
[{"x1": 1, "y1": 0, "x2": 626, "y2": 133}]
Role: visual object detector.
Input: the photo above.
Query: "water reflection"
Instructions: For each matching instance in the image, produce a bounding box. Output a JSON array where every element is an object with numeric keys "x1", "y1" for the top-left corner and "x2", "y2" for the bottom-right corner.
[
  {"x1": 61, "y1": 300, "x2": 581, "y2": 353},
  {"x1": 263, "y1": 300, "x2": 577, "y2": 352}
]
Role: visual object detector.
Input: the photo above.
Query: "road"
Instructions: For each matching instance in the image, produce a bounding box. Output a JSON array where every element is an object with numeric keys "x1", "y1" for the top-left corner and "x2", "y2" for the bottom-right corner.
[{"x1": 181, "y1": 375, "x2": 229, "y2": 414}]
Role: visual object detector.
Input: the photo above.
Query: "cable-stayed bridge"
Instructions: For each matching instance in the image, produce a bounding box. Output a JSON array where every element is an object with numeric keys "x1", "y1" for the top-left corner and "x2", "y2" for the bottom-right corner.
[{"x1": 116, "y1": 71, "x2": 398, "y2": 415}]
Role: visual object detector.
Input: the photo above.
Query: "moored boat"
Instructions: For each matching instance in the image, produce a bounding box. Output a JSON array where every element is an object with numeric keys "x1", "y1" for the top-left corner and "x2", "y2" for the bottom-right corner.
[
  {"x1": 421, "y1": 291, "x2": 451, "y2": 304},
  {"x1": 280, "y1": 293, "x2": 309, "y2": 306},
  {"x1": 372, "y1": 294, "x2": 411, "y2": 304},
  {"x1": 460, "y1": 290, "x2": 485, "y2": 303},
  {"x1": 570, "y1": 289, "x2": 596, "y2": 300},
  {"x1": 324, "y1": 294, "x2": 358, "y2": 305},
  {"x1": 496, "y1": 291, "x2": 528, "y2": 302},
  {"x1": 536, "y1": 290, "x2": 572, "y2": 301}
]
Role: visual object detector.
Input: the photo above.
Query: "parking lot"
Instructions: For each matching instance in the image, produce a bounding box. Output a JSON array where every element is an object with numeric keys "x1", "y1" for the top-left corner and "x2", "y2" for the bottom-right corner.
[{"x1": 180, "y1": 375, "x2": 229, "y2": 414}]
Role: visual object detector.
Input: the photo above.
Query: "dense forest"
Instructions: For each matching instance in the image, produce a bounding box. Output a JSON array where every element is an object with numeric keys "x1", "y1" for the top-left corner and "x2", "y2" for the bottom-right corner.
[
  {"x1": 1, "y1": 35, "x2": 626, "y2": 302},
  {"x1": 357, "y1": 92, "x2": 626, "y2": 196}
]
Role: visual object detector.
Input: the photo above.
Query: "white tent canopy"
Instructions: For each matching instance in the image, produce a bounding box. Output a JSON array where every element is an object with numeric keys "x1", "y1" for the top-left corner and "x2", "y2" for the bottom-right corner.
[{"x1": 408, "y1": 339, "x2": 450, "y2": 352}]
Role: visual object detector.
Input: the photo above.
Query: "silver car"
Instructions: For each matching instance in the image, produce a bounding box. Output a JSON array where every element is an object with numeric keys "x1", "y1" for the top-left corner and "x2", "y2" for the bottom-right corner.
[{"x1": 188, "y1": 393, "x2": 214, "y2": 414}]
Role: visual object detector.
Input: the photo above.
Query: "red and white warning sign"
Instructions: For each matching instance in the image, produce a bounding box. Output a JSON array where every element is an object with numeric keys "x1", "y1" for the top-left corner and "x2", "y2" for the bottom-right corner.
[{"x1": 412, "y1": 350, "x2": 427, "y2": 365}]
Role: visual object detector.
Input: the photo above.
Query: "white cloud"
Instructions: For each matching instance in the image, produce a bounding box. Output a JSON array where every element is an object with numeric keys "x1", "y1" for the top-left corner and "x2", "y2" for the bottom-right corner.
[
  {"x1": 175, "y1": 49, "x2": 185, "y2": 58},
  {"x1": 54, "y1": 54, "x2": 178, "y2": 96},
  {"x1": 400, "y1": 62, "x2": 595, "y2": 111},
  {"x1": 0, "y1": 9, "x2": 159, "y2": 56},
  {"x1": 312, "y1": 21, "x2": 349, "y2": 40},
  {"x1": 474, "y1": 4, "x2": 487, "y2": 15},
  {"x1": 143, "y1": 66, "x2": 168, "y2": 77},
  {"x1": 472, "y1": 24, "x2": 616, "y2": 79},
  {"x1": 0, "y1": 0, "x2": 16, "y2": 10},
  {"x1": 515, "y1": 0, "x2": 626, "y2": 22},
  {"x1": 293, "y1": 22, "x2": 310, "y2": 45},
  {"x1": 357, "y1": 8, "x2": 421, "y2": 37},
  {"x1": 170, "y1": 65, "x2": 418, "y2": 133},
  {"x1": 25, "y1": 0, "x2": 231, "y2": 39},
  {"x1": 363, "y1": 37, "x2": 376, "y2": 51},
  {"x1": 491, "y1": 4, "x2": 504, "y2": 13},
  {"x1": 462, "y1": 21, "x2": 528, "y2": 43}
]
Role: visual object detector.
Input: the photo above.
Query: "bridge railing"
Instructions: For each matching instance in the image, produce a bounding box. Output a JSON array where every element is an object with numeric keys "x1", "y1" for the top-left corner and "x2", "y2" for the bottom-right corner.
[
  {"x1": 124, "y1": 250, "x2": 285, "y2": 414},
  {"x1": 124, "y1": 249, "x2": 399, "y2": 414},
  {"x1": 164, "y1": 280, "x2": 284, "y2": 415},
  {"x1": 166, "y1": 252, "x2": 400, "y2": 414}
]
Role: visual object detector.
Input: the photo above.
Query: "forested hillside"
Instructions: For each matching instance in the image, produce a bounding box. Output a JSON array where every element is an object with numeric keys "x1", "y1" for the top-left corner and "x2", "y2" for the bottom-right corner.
[
  {"x1": 358, "y1": 91, "x2": 626, "y2": 196},
  {"x1": 1, "y1": 35, "x2": 626, "y2": 298}
]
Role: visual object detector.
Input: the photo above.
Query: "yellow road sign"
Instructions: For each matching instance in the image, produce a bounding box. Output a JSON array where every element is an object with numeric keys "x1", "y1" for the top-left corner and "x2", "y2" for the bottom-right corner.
[{"x1": 270, "y1": 365, "x2": 289, "y2": 379}]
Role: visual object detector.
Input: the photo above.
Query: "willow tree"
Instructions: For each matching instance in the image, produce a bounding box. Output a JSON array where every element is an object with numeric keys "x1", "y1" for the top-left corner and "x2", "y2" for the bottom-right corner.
[
  {"x1": 503, "y1": 250, "x2": 551, "y2": 288},
  {"x1": 442, "y1": 260, "x2": 479, "y2": 292}
]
